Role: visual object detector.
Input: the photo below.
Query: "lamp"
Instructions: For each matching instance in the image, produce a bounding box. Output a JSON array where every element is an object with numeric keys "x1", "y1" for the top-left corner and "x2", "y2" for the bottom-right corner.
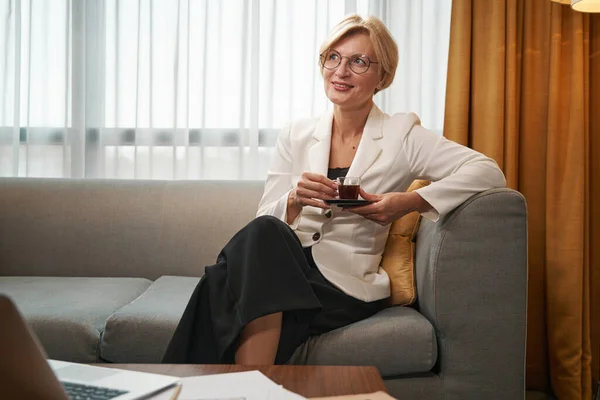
[
  {"x1": 570, "y1": 0, "x2": 600, "y2": 12},
  {"x1": 551, "y1": 0, "x2": 600, "y2": 12}
]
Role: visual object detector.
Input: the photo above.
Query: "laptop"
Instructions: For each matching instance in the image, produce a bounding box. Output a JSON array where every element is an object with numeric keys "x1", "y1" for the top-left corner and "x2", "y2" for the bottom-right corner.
[{"x1": 0, "y1": 294, "x2": 180, "y2": 400}]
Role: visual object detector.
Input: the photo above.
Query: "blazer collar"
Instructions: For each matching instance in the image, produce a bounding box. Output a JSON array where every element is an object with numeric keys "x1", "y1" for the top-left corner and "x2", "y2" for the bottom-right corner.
[{"x1": 309, "y1": 104, "x2": 384, "y2": 179}]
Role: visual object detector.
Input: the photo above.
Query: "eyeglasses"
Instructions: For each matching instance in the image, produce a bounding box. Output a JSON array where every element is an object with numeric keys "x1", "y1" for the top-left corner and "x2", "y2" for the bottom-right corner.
[{"x1": 320, "y1": 49, "x2": 379, "y2": 74}]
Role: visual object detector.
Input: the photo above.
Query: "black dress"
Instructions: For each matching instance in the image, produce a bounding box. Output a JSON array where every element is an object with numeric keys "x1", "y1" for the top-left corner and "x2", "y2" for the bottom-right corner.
[{"x1": 162, "y1": 168, "x2": 385, "y2": 364}]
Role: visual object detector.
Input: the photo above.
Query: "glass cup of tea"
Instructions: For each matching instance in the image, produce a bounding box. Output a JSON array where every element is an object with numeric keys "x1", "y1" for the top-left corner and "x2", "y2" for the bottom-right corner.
[{"x1": 337, "y1": 176, "x2": 361, "y2": 199}]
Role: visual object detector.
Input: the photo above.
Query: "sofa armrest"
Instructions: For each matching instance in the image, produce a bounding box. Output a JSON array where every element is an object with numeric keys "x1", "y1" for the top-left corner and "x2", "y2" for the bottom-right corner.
[{"x1": 414, "y1": 188, "x2": 527, "y2": 399}]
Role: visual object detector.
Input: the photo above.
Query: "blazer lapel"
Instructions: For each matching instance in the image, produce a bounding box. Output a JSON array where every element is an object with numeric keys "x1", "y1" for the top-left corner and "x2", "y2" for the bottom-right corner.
[
  {"x1": 346, "y1": 105, "x2": 384, "y2": 179},
  {"x1": 308, "y1": 111, "x2": 333, "y2": 176}
]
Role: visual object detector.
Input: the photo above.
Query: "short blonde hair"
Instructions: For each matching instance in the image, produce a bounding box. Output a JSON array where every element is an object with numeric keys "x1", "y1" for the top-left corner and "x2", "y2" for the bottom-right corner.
[{"x1": 319, "y1": 14, "x2": 398, "y2": 94}]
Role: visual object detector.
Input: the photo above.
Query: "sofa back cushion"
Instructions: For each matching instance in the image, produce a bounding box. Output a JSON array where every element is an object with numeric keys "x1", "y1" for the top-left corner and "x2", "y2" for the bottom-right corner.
[{"x1": 0, "y1": 179, "x2": 264, "y2": 279}]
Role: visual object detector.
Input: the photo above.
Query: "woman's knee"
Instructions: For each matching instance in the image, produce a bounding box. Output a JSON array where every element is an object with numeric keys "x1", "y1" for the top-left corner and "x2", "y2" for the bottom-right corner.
[
  {"x1": 249, "y1": 215, "x2": 286, "y2": 230},
  {"x1": 244, "y1": 215, "x2": 296, "y2": 240}
]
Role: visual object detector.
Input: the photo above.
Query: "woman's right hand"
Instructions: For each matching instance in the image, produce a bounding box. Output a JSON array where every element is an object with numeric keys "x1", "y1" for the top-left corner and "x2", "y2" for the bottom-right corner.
[{"x1": 286, "y1": 172, "x2": 338, "y2": 223}]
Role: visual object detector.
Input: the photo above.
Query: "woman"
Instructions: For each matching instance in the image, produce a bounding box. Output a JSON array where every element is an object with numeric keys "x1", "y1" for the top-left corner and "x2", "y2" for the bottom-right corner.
[{"x1": 163, "y1": 14, "x2": 506, "y2": 366}]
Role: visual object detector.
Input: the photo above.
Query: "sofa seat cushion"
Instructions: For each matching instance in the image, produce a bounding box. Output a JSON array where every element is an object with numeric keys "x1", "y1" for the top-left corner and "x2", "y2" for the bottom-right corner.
[
  {"x1": 288, "y1": 305, "x2": 437, "y2": 377},
  {"x1": 0, "y1": 277, "x2": 152, "y2": 363},
  {"x1": 101, "y1": 275, "x2": 200, "y2": 363}
]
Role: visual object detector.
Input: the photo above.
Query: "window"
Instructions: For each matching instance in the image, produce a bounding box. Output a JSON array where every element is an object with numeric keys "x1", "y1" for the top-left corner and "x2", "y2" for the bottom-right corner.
[{"x1": 0, "y1": 0, "x2": 452, "y2": 179}]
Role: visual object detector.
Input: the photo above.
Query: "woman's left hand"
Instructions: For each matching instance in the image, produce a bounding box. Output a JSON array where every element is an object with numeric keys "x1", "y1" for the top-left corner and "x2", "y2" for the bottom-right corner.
[{"x1": 344, "y1": 189, "x2": 431, "y2": 226}]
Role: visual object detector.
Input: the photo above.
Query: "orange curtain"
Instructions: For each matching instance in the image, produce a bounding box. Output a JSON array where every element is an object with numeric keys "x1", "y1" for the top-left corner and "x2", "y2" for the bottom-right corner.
[
  {"x1": 590, "y1": 11, "x2": 600, "y2": 398},
  {"x1": 443, "y1": 0, "x2": 600, "y2": 398}
]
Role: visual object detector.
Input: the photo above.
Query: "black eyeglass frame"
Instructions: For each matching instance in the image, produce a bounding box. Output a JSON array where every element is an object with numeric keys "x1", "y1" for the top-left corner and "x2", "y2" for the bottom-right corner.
[{"x1": 319, "y1": 49, "x2": 379, "y2": 74}]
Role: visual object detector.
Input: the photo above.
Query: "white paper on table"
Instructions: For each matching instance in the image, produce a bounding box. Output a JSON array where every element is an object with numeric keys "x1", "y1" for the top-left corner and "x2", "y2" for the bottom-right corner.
[{"x1": 147, "y1": 370, "x2": 306, "y2": 400}]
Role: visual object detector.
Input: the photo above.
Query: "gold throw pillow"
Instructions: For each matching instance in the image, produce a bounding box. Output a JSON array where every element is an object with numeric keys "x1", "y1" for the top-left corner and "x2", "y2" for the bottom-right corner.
[{"x1": 381, "y1": 180, "x2": 431, "y2": 306}]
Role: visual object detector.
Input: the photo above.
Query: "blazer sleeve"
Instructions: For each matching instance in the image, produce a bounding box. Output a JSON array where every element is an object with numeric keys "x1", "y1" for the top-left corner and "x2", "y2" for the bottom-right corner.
[
  {"x1": 403, "y1": 124, "x2": 507, "y2": 221},
  {"x1": 255, "y1": 123, "x2": 302, "y2": 228}
]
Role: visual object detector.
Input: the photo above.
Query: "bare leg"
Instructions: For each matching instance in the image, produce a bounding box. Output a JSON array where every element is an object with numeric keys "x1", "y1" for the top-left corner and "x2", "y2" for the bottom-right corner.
[{"x1": 235, "y1": 312, "x2": 283, "y2": 365}]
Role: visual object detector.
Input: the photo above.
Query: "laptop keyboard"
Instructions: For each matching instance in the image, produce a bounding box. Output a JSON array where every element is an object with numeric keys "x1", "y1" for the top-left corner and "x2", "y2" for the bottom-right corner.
[{"x1": 62, "y1": 381, "x2": 129, "y2": 400}]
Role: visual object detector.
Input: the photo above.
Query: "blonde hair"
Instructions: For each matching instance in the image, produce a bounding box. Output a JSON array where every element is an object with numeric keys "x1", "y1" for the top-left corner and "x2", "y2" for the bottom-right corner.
[{"x1": 319, "y1": 14, "x2": 398, "y2": 94}]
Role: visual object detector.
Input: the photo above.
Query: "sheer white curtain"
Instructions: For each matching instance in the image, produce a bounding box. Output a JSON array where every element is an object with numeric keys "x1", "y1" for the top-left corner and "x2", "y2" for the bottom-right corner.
[{"x1": 0, "y1": 0, "x2": 452, "y2": 180}]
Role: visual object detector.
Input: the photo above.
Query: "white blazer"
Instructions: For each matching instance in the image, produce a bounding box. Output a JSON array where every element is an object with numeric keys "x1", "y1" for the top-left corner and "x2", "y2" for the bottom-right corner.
[{"x1": 257, "y1": 105, "x2": 506, "y2": 302}]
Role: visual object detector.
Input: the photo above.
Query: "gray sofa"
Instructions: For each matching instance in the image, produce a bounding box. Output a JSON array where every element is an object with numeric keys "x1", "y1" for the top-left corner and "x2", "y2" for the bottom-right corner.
[{"x1": 0, "y1": 178, "x2": 527, "y2": 399}]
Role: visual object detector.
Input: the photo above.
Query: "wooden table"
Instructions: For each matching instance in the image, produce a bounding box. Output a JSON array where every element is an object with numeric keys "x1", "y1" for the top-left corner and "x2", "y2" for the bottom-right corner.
[{"x1": 98, "y1": 364, "x2": 387, "y2": 398}]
